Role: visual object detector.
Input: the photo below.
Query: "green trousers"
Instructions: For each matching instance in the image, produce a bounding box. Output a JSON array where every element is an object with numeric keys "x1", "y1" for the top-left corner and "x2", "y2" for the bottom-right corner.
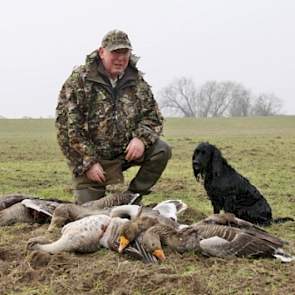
[{"x1": 71, "y1": 139, "x2": 172, "y2": 204}]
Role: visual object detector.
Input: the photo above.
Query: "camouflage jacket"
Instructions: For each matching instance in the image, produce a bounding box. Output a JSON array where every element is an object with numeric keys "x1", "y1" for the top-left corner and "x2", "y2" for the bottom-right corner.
[{"x1": 56, "y1": 50, "x2": 163, "y2": 176}]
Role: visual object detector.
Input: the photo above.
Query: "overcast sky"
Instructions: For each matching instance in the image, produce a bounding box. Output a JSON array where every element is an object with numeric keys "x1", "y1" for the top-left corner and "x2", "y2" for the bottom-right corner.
[{"x1": 1, "y1": 0, "x2": 295, "y2": 118}]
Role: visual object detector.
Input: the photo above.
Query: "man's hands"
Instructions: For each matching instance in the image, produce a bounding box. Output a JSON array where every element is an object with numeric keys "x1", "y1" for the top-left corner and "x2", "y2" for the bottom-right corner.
[
  {"x1": 125, "y1": 137, "x2": 145, "y2": 162},
  {"x1": 86, "y1": 162, "x2": 106, "y2": 183},
  {"x1": 86, "y1": 138, "x2": 144, "y2": 183}
]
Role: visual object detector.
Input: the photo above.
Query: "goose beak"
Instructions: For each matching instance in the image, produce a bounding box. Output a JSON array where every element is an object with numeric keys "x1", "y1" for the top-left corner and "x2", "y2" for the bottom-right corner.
[
  {"x1": 153, "y1": 249, "x2": 166, "y2": 261},
  {"x1": 118, "y1": 236, "x2": 130, "y2": 253}
]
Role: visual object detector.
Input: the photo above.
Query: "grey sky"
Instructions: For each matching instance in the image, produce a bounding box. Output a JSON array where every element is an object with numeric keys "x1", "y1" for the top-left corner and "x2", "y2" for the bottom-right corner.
[{"x1": 1, "y1": 0, "x2": 294, "y2": 117}]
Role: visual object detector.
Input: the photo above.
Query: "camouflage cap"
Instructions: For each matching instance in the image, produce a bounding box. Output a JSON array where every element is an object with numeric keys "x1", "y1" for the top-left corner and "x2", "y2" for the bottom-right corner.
[{"x1": 101, "y1": 30, "x2": 132, "y2": 51}]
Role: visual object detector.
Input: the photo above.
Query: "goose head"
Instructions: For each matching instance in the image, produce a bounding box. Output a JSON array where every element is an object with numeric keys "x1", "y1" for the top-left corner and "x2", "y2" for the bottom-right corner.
[
  {"x1": 141, "y1": 230, "x2": 166, "y2": 261},
  {"x1": 118, "y1": 216, "x2": 158, "y2": 253}
]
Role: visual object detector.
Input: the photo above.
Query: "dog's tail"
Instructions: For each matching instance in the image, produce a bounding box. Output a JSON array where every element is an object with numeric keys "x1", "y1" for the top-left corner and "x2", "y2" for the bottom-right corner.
[{"x1": 272, "y1": 217, "x2": 294, "y2": 224}]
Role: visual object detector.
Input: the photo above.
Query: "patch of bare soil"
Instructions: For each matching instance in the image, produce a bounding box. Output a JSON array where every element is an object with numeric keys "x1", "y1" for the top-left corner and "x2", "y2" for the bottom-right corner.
[{"x1": 154, "y1": 178, "x2": 192, "y2": 193}]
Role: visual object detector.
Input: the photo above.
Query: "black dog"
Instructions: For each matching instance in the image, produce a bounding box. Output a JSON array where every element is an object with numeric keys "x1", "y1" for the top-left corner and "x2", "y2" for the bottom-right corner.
[{"x1": 192, "y1": 142, "x2": 293, "y2": 226}]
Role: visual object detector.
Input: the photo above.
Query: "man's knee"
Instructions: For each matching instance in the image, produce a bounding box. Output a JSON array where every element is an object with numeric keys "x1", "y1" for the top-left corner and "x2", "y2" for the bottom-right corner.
[
  {"x1": 73, "y1": 187, "x2": 106, "y2": 204},
  {"x1": 71, "y1": 168, "x2": 106, "y2": 204},
  {"x1": 159, "y1": 140, "x2": 172, "y2": 160},
  {"x1": 148, "y1": 139, "x2": 172, "y2": 163}
]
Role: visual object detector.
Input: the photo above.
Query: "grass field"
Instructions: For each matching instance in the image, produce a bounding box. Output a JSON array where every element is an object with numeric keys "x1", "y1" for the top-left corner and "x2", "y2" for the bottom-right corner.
[{"x1": 0, "y1": 116, "x2": 295, "y2": 294}]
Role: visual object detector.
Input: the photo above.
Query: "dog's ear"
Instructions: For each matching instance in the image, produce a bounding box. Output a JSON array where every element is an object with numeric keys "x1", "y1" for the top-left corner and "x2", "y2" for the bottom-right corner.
[{"x1": 211, "y1": 146, "x2": 223, "y2": 177}]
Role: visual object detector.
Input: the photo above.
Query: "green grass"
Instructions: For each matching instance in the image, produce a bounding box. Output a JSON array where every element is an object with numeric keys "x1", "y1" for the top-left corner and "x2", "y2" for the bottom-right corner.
[{"x1": 0, "y1": 116, "x2": 295, "y2": 295}]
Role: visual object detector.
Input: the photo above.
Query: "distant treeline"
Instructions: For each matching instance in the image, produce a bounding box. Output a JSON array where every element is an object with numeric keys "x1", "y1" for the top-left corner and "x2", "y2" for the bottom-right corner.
[{"x1": 159, "y1": 78, "x2": 282, "y2": 117}]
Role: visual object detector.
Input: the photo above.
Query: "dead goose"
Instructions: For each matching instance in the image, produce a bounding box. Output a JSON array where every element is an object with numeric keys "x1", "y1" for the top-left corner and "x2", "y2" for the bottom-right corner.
[
  {"x1": 189, "y1": 213, "x2": 294, "y2": 262},
  {"x1": 117, "y1": 200, "x2": 187, "y2": 253},
  {"x1": 0, "y1": 203, "x2": 36, "y2": 226},
  {"x1": 99, "y1": 217, "x2": 129, "y2": 250},
  {"x1": 47, "y1": 201, "x2": 183, "y2": 254},
  {"x1": 28, "y1": 214, "x2": 157, "y2": 263},
  {"x1": 0, "y1": 191, "x2": 141, "y2": 227},
  {"x1": 48, "y1": 203, "x2": 144, "y2": 231},
  {"x1": 140, "y1": 222, "x2": 198, "y2": 261},
  {"x1": 27, "y1": 214, "x2": 111, "y2": 253},
  {"x1": 141, "y1": 213, "x2": 295, "y2": 262},
  {"x1": 48, "y1": 204, "x2": 111, "y2": 232},
  {"x1": 99, "y1": 216, "x2": 157, "y2": 263},
  {"x1": 0, "y1": 197, "x2": 66, "y2": 226},
  {"x1": 34, "y1": 199, "x2": 187, "y2": 258},
  {"x1": 49, "y1": 199, "x2": 186, "y2": 231},
  {"x1": 140, "y1": 224, "x2": 176, "y2": 261},
  {"x1": 0, "y1": 193, "x2": 32, "y2": 210},
  {"x1": 48, "y1": 192, "x2": 141, "y2": 230},
  {"x1": 118, "y1": 216, "x2": 159, "y2": 252}
]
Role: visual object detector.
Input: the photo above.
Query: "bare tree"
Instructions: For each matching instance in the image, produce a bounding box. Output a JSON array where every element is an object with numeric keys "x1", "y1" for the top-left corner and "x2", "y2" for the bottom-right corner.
[
  {"x1": 251, "y1": 93, "x2": 282, "y2": 116},
  {"x1": 228, "y1": 84, "x2": 252, "y2": 117},
  {"x1": 197, "y1": 81, "x2": 244, "y2": 117},
  {"x1": 159, "y1": 77, "x2": 198, "y2": 117},
  {"x1": 196, "y1": 81, "x2": 217, "y2": 117},
  {"x1": 210, "y1": 81, "x2": 235, "y2": 117}
]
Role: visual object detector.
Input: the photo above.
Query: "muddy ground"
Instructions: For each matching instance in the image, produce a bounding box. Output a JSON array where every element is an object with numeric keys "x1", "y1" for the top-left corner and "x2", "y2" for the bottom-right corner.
[{"x1": 0, "y1": 208, "x2": 294, "y2": 295}]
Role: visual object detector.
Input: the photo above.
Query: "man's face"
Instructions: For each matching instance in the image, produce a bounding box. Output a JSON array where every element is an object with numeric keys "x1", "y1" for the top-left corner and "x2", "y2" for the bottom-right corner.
[{"x1": 99, "y1": 48, "x2": 131, "y2": 78}]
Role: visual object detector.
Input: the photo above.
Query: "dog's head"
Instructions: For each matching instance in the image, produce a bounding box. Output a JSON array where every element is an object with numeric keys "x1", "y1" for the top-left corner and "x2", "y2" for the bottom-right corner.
[{"x1": 192, "y1": 142, "x2": 223, "y2": 179}]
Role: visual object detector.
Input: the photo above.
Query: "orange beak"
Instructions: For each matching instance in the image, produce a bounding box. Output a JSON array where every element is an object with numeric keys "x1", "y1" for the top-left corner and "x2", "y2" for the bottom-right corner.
[
  {"x1": 153, "y1": 249, "x2": 166, "y2": 261},
  {"x1": 118, "y1": 236, "x2": 130, "y2": 253}
]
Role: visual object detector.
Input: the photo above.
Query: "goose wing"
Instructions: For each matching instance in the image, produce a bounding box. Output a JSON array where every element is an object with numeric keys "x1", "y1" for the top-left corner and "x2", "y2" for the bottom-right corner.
[
  {"x1": 191, "y1": 223, "x2": 284, "y2": 258},
  {"x1": 152, "y1": 199, "x2": 187, "y2": 221},
  {"x1": 82, "y1": 192, "x2": 141, "y2": 209},
  {"x1": 0, "y1": 194, "x2": 68, "y2": 211},
  {"x1": 0, "y1": 194, "x2": 33, "y2": 210},
  {"x1": 200, "y1": 231, "x2": 277, "y2": 258},
  {"x1": 199, "y1": 213, "x2": 286, "y2": 246},
  {"x1": 124, "y1": 239, "x2": 158, "y2": 264},
  {"x1": 21, "y1": 199, "x2": 62, "y2": 217},
  {"x1": 201, "y1": 213, "x2": 261, "y2": 229}
]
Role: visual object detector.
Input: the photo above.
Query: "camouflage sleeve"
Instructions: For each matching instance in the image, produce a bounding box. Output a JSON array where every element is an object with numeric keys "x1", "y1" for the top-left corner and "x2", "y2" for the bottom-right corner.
[
  {"x1": 57, "y1": 68, "x2": 97, "y2": 176},
  {"x1": 132, "y1": 78, "x2": 164, "y2": 147}
]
